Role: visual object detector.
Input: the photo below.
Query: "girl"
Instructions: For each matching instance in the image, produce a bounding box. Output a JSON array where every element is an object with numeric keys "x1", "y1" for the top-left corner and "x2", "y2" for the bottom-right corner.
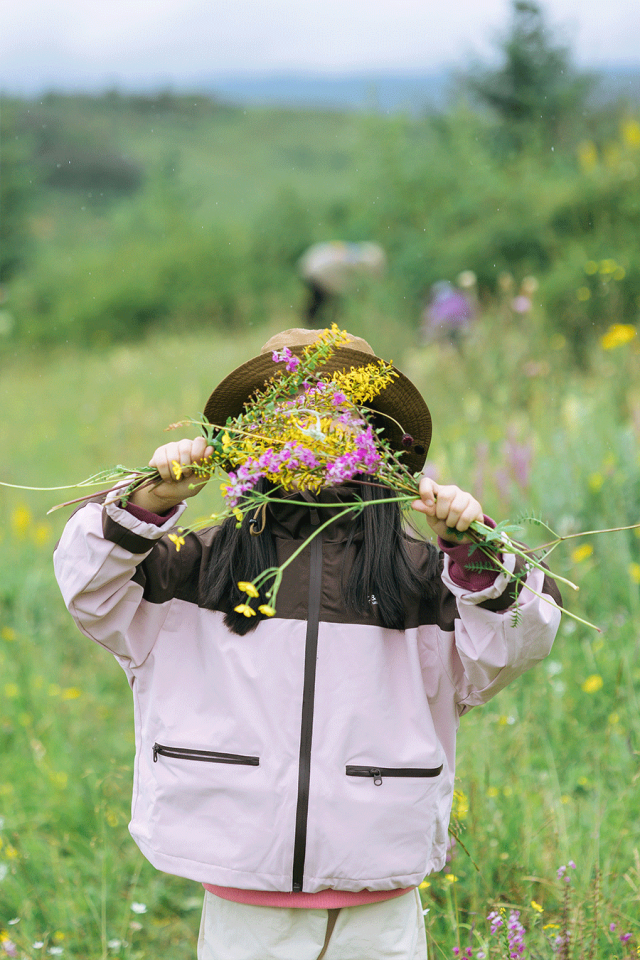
[{"x1": 54, "y1": 328, "x2": 561, "y2": 960}]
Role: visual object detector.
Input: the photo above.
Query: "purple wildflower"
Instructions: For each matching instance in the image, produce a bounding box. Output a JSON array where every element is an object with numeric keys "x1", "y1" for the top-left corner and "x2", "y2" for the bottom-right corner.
[
  {"x1": 620, "y1": 933, "x2": 633, "y2": 943},
  {"x1": 272, "y1": 346, "x2": 300, "y2": 372}
]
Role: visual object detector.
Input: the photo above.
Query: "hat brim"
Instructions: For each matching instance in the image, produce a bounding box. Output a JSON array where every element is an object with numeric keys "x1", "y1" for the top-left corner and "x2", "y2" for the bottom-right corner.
[{"x1": 203, "y1": 345, "x2": 431, "y2": 475}]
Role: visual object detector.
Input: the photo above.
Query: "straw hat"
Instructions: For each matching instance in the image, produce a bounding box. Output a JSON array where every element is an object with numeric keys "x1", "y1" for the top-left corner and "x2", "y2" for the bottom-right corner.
[{"x1": 203, "y1": 328, "x2": 432, "y2": 474}]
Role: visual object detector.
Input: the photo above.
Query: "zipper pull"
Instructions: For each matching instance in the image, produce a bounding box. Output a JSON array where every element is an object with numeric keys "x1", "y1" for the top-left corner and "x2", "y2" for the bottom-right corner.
[
  {"x1": 153, "y1": 744, "x2": 159, "y2": 762},
  {"x1": 371, "y1": 768, "x2": 383, "y2": 786}
]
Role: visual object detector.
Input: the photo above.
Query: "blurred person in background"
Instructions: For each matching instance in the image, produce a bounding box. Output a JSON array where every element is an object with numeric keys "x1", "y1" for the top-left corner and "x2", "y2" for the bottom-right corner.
[
  {"x1": 298, "y1": 240, "x2": 386, "y2": 325},
  {"x1": 419, "y1": 274, "x2": 477, "y2": 351}
]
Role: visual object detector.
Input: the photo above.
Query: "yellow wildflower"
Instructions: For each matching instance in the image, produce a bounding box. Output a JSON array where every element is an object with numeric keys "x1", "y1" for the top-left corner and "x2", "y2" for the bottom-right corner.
[
  {"x1": 62, "y1": 687, "x2": 82, "y2": 700},
  {"x1": 258, "y1": 604, "x2": 277, "y2": 617},
  {"x1": 577, "y1": 140, "x2": 598, "y2": 171},
  {"x1": 11, "y1": 505, "x2": 31, "y2": 538},
  {"x1": 445, "y1": 874, "x2": 459, "y2": 883},
  {"x1": 587, "y1": 472, "x2": 603, "y2": 492},
  {"x1": 419, "y1": 880, "x2": 431, "y2": 890},
  {"x1": 599, "y1": 259, "x2": 618, "y2": 274},
  {"x1": 487, "y1": 786, "x2": 499, "y2": 798},
  {"x1": 582, "y1": 674, "x2": 603, "y2": 693},
  {"x1": 571, "y1": 543, "x2": 593, "y2": 563},
  {"x1": 234, "y1": 604, "x2": 256, "y2": 617},
  {"x1": 451, "y1": 789, "x2": 469, "y2": 820},
  {"x1": 33, "y1": 523, "x2": 52, "y2": 547},
  {"x1": 531, "y1": 900, "x2": 544, "y2": 913},
  {"x1": 171, "y1": 460, "x2": 183, "y2": 481},
  {"x1": 168, "y1": 533, "x2": 186, "y2": 552},
  {"x1": 232, "y1": 508, "x2": 244, "y2": 523},
  {"x1": 621, "y1": 119, "x2": 640, "y2": 148},
  {"x1": 238, "y1": 581, "x2": 260, "y2": 598},
  {"x1": 629, "y1": 562, "x2": 640, "y2": 584},
  {"x1": 329, "y1": 361, "x2": 398, "y2": 405},
  {"x1": 600, "y1": 323, "x2": 637, "y2": 350}
]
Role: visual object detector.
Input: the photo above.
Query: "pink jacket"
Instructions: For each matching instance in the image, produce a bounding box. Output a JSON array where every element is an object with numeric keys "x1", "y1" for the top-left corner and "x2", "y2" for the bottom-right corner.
[{"x1": 54, "y1": 495, "x2": 561, "y2": 893}]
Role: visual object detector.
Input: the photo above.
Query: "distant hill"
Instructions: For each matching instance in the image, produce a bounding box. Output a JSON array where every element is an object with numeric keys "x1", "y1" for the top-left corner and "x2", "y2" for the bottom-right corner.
[
  {"x1": 199, "y1": 67, "x2": 640, "y2": 113},
  {"x1": 201, "y1": 72, "x2": 452, "y2": 114}
]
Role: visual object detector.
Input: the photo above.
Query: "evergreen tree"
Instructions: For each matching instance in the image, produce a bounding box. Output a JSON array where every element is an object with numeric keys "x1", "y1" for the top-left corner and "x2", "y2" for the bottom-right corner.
[{"x1": 463, "y1": 0, "x2": 593, "y2": 149}]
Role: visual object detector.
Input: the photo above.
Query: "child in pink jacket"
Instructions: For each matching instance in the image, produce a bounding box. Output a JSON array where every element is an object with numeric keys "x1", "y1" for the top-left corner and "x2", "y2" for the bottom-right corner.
[{"x1": 54, "y1": 328, "x2": 561, "y2": 960}]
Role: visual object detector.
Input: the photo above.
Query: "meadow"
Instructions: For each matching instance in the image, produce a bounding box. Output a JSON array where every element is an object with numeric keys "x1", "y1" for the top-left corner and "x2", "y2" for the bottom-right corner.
[
  {"x1": 1, "y1": 309, "x2": 639, "y2": 959},
  {"x1": 1, "y1": 89, "x2": 640, "y2": 958}
]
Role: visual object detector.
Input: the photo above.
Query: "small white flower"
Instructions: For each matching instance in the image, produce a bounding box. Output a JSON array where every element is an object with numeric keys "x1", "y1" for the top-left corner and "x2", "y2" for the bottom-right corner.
[
  {"x1": 48, "y1": 948, "x2": 64, "y2": 956},
  {"x1": 33, "y1": 943, "x2": 44, "y2": 950},
  {"x1": 8, "y1": 918, "x2": 19, "y2": 925},
  {"x1": 107, "y1": 939, "x2": 122, "y2": 949},
  {"x1": 0, "y1": 863, "x2": 8, "y2": 882},
  {"x1": 130, "y1": 902, "x2": 147, "y2": 914},
  {"x1": 546, "y1": 660, "x2": 563, "y2": 677}
]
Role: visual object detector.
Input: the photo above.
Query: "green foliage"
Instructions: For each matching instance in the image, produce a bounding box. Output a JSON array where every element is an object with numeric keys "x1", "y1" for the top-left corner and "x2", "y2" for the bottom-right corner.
[
  {"x1": 461, "y1": 0, "x2": 594, "y2": 151},
  {"x1": 0, "y1": 102, "x2": 37, "y2": 282},
  {"x1": 2, "y1": 85, "x2": 639, "y2": 364}
]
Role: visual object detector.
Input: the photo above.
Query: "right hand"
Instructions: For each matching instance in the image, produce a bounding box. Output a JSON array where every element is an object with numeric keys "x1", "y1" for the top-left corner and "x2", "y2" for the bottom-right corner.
[{"x1": 128, "y1": 437, "x2": 213, "y2": 514}]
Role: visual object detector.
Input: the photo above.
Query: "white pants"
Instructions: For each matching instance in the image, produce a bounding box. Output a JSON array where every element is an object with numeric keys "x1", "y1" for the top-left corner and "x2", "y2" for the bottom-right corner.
[{"x1": 197, "y1": 888, "x2": 428, "y2": 960}]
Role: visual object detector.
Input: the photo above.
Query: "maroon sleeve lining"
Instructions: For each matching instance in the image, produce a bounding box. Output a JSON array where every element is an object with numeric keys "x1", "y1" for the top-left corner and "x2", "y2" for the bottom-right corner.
[
  {"x1": 438, "y1": 516, "x2": 499, "y2": 592},
  {"x1": 125, "y1": 502, "x2": 180, "y2": 525}
]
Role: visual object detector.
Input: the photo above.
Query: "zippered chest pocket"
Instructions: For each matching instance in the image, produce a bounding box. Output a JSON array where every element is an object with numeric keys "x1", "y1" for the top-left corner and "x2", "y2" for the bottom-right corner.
[
  {"x1": 153, "y1": 743, "x2": 260, "y2": 766},
  {"x1": 346, "y1": 764, "x2": 443, "y2": 786}
]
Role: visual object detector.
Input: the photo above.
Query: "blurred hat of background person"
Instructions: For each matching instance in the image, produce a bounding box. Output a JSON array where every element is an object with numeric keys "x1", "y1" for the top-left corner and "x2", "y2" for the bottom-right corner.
[
  {"x1": 298, "y1": 240, "x2": 386, "y2": 325},
  {"x1": 420, "y1": 278, "x2": 476, "y2": 350}
]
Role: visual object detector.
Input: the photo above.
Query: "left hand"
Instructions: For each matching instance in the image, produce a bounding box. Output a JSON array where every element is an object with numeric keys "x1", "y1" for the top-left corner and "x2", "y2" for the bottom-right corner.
[{"x1": 411, "y1": 477, "x2": 483, "y2": 542}]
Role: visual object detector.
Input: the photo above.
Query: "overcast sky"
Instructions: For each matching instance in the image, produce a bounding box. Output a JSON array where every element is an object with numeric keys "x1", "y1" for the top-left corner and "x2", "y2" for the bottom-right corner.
[{"x1": 2, "y1": 0, "x2": 640, "y2": 94}]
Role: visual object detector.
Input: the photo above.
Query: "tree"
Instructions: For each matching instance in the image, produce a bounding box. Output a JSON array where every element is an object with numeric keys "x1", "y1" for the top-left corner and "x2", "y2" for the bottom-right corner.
[{"x1": 463, "y1": 0, "x2": 593, "y2": 149}]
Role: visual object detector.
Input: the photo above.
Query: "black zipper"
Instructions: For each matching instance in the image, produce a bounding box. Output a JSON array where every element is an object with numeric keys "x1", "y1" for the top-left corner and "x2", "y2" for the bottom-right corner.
[
  {"x1": 291, "y1": 531, "x2": 323, "y2": 892},
  {"x1": 153, "y1": 743, "x2": 259, "y2": 766},
  {"x1": 346, "y1": 764, "x2": 443, "y2": 785}
]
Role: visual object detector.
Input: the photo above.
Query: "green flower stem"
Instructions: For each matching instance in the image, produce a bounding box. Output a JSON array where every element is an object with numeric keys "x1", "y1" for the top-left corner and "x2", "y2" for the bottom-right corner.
[
  {"x1": 470, "y1": 523, "x2": 581, "y2": 593},
  {"x1": 249, "y1": 505, "x2": 362, "y2": 606}
]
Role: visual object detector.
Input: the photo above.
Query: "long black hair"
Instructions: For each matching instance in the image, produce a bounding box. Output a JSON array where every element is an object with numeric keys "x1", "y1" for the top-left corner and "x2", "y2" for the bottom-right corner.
[{"x1": 203, "y1": 479, "x2": 439, "y2": 636}]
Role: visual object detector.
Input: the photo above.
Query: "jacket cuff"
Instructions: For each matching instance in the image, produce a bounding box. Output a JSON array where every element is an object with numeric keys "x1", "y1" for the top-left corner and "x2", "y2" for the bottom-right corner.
[
  {"x1": 102, "y1": 498, "x2": 187, "y2": 554},
  {"x1": 438, "y1": 516, "x2": 499, "y2": 592},
  {"x1": 125, "y1": 501, "x2": 180, "y2": 525}
]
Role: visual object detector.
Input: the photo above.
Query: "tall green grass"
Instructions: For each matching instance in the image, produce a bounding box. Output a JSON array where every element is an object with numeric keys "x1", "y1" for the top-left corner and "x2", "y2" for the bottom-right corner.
[{"x1": 1, "y1": 313, "x2": 638, "y2": 957}]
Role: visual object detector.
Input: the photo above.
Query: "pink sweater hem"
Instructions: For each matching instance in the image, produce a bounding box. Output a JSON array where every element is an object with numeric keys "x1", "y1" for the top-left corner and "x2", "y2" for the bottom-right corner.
[{"x1": 202, "y1": 884, "x2": 414, "y2": 908}]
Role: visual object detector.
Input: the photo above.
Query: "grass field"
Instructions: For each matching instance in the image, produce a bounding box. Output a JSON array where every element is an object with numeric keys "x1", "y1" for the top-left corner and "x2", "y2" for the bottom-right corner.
[{"x1": 1, "y1": 308, "x2": 639, "y2": 958}]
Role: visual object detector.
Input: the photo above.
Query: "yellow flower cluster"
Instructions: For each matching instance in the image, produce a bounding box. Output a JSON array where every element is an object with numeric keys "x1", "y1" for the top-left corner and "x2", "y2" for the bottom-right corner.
[
  {"x1": 600, "y1": 323, "x2": 637, "y2": 350},
  {"x1": 234, "y1": 582, "x2": 276, "y2": 617},
  {"x1": 329, "y1": 361, "x2": 398, "y2": 406}
]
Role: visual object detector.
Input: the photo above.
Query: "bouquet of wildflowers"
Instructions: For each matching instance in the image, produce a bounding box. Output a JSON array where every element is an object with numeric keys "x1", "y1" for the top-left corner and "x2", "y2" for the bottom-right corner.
[{"x1": 6, "y1": 325, "x2": 634, "y2": 629}]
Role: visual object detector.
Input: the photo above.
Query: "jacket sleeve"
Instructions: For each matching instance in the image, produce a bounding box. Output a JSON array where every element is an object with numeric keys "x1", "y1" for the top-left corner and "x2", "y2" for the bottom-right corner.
[
  {"x1": 53, "y1": 498, "x2": 188, "y2": 667},
  {"x1": 438, "y1": 550, "x2": 562, "y2": 712}
]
